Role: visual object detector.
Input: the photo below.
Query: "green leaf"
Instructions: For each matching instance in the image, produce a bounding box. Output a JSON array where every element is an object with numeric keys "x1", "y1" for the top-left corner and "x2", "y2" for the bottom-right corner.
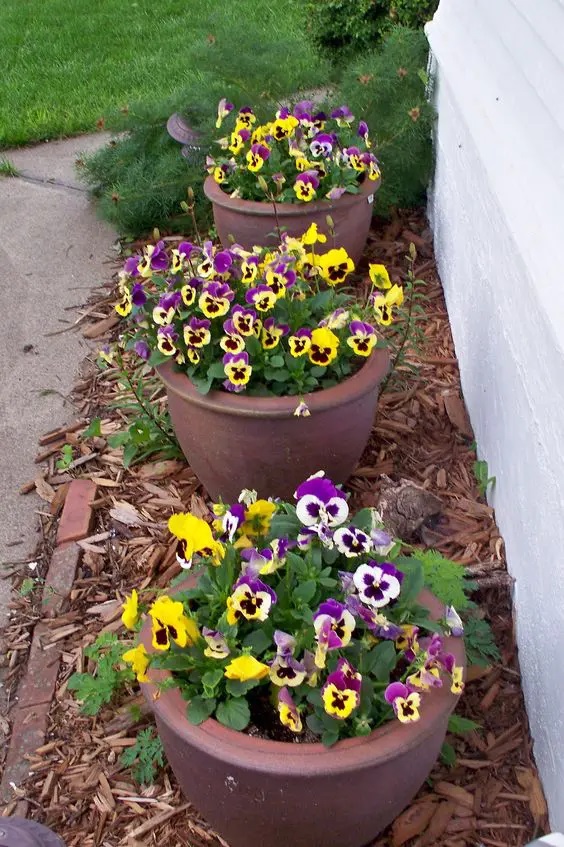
[
  {"x1": 207, "y1": 361, "x2": 227, "y2": 379},
  {"x1": 269, "y1": 354, "x2": 285, "y2": 368},
  {"x1": 107, "y1": 431, "x2": 131, "y2": 448},
  {"x1": 201, "y1": 668, "x2": 224, "y2": 692},
  {"x1": 152, "y1": 653, "x2": 194, "y2": 672},
  {"x1": 293, "y1": 580, "x2": 316, "y2": 604},
  {"x1": 440, "y1": 741, "x2": 457, "y2": 768},
  {"x1": 216, "y1": 697, "x2": 250, "y2": 730},
  {"x1": 321, "y1": 728, "x2": 340, "y2": 747},
  {"x1": 396, "y1": 559, "x2": 424, "y2": 605},
  {"x1": 186, "y1": 696, "x2": 216, "y2": 725},
  {"x1": 350, "y1": 508, "x2": 373, "y2": 533},
  {"x1": 225, "y1": 678, "x2": 261, "y2": 697},
  {"x1": 242, "y1": 629, "x2": 272, "y2": 655},
  {"x1": 361, "y1": 641, "x2": 397, "y2": 681},
  {"x1": 148, "y1": 349, "x2": 170, "y2": 367},
  {"x1": 122, "y1": 442, "x2": 139, "y2": 468},
  {"x1": 82, "y1": 417, "x2": 102, "y2": 438},
  {"x1": 447, "y1": 714, "x2": 481, "y2": 735}
]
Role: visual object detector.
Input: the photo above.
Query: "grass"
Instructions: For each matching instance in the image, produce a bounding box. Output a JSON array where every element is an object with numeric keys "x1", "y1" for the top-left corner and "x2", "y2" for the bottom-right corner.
[
  {"x1": 0, "y1": 157, "x2": 20, "y2": 176},
  {"x1": 0, "y1": 0, "x2": 303, "y2": 148}
]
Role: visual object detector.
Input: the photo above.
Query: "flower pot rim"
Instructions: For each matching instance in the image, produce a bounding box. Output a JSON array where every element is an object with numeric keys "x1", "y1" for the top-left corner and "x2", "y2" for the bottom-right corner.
[
  {"x1": 157, "y1": 346, "x2": 390, "y2": 419},
  {"x1": 140, "y1": 586, "x2": 465, "y2": 776},
  {"x1": 203, "y1": 174, "x2": 380, "y2": 219}
]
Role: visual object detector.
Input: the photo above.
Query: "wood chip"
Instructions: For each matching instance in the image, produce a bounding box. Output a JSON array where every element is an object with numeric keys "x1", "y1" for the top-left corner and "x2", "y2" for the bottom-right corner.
[{"x1": 391, "y1": 802, "x2": 436, "y2": 846}]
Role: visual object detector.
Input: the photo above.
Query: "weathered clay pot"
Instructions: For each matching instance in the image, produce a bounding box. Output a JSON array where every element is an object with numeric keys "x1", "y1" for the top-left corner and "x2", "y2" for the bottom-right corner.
[
  {"x1": 141, "y1": 587, "x2": 465, "y2": 847},
  {"x1": 158, "y1": 348, "x2": 389, "y2": 502},
  {"x1": 203, "y1": 175, "x2": 380, "y2": 265}
]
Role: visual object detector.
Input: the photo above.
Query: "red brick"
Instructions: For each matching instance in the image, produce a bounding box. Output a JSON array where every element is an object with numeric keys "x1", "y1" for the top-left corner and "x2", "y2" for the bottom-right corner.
[
  {"x1": 17, "y1": 624, "x2": 61, "y2": 708},
  {"x1": 42, "y1": 543, "x2": 81, "y2": 615},
  {"x1": 56, "y1": 479, "x2": 97, "y2": 544},
  {"x1": 0, "y1": 705, "x2": 49, "y2": 803}
]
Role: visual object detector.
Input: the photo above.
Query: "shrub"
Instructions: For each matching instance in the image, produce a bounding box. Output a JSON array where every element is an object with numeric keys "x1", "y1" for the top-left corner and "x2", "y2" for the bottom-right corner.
[
  {"x1": 336, "y1": 26, "x2": 435, "y2": 213},
  {"x1": 305, "y1": 0, "x2": 438, "y2": 61}
]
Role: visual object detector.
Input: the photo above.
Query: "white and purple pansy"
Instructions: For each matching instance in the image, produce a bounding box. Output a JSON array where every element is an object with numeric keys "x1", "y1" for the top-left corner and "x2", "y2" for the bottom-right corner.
[
  {"x1": 331, "y1": 105, "x2": 354, "y2": 125},
  {"x1": 221, "y1": 503, "x2": 246, "y2": 542},
  {"x1": 295, "y1": 473, "x2": 349, "y2": 529},
  {"x1": 370, "y1": 526, "x2": 394, "y2": 556},
  {"x1": 313, "y1": 598, "x2": 356, "y2": 650},
  {"x1": 310, "y1": 132, "x2": 335, "y2": 158},
  {"x1": 226, "y1": 574, "x2": 277, "y2": 624},
  {"x1": 353, "y1": 560, "x2": 403, "y2": 609},
  {"x1": 333, "y1": 525, "x2": 371, "y2": 557},
  {"x1": 202, "y1": 627, "x2": 230, "y2": 659},
  {"x1": 445, "y1": 605, "x2": 464, "y2": 637}
]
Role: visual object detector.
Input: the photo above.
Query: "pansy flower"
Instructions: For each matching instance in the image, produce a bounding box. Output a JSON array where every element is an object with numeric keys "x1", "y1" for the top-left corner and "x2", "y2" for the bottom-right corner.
[
  {"x1": 170, "y1": 241, "x2": 195, "y2": 274},
  {"x1": 293, "y1": 400, "x2": 311, "y2": 417},
  {"x1": 122, "y1": 644, "x2": 150, "y2": 683},
  {"x1": 308, "y1": 327, "x2": 340, "y2": 366},
  {"x1": 373, "y1": 284, "x2": 404, "y2": 326},
  {"x1": 368, "y1": 263, "x2": 391, "y2": 290},
  {"x1": 180, "y1": 279, "x2": 199, "y2": 306},
  {"x1": 395, "y1": 624, "x2": 420, "y2": 662},
  {"x1": 115, "y1": 291, "x2": 132, "y2": 317},
  {"x1": 362, "y1": 152, "x2": 381, "y2": 181},
  {"x1": 353, "y1": 561, "x2": 403, "y2": 608},
  {"x1": 317, "y1": 248, "x2": 355, "y2": 285},
  {"x1": 293, "y1": 170, "x2": 319, "y2": 202},
  {"x1": 246, "y1": 143, "x2": 271, "y2": 172},
  {"x1": 133, "y1": 340, "x2": 150, "y2": 361},
  {"x1": 228, "y1": 128, "x2": 251, "y2": 155},
  {"x1": 168, "y1": 512, "x2": 225, "y2": 568},
  {"x1": 333, "y1": 525, "x2": 371, "y2": 557},
  {"x1": 321, "y1": 308, "x2": 349, "y2": 330},
  {"x1": 300, "y1": 222, "x2": 327, "y2": 246},
  {"x1": 314, "y1": 599, "x2": 356, "y2": 653},
  {"x1": 131, "y1": 282, "x2": 147, "y2": 307},
  {"x1": 196, "y1": 242, "x2": 216, "y2": 278},
  {"x1": 220, "y1": 319, "x2": 245, "y2": 354},
  {"x1": 288, "y1": 328, "x2": 312, "y2": 357},
  {"x1": 445, "y1": 605, "x2": 464, "y2": 637},
  {"x1": 342, "y1": 145, "x2": 364, "y2": 172},
  {"x1": 322, "y1": 666, "x2": 361, "y2": 720},
  {"x1": 270, "y1": 115, "x2": 299, "y2": 141},
  {"x1": 216, "y1": 97, "x2": 234, "y2": 128},
  {"x1": 157, "y1": 325, "x2": 178, "y2": 356},
  {"x1": 451, "y1": 666, "x2": 465, "y2": 695},
  {"x1": 357, "y1": 120, "x2": 371, "y2": 147},
  {"x1": 226, "y1": 574, "x2": 277, "y2": 624},
  {"x1": 240, "y1": 258, "x2": 259, "y2": 285},
  {"x1": 223, "y1": 351, "x2": 252, "y2": 388},
  {"x1": 310, "y1": 132, "x2": 334, "y2": 158},
  {"x1": 137, "y1": 240, "x2": 169, "y2": 277},
  {"x1": 295, "y1": 472, "x2": 349, "y2": 528},
  {"x1": 213, "y1": 165, "x2": 229, "y2": 184},
  {"x1": 199, "y1": 281, "x2": 234, "y2": 319},
  {"x1": 295, "y1": 156, "x2": 312, "y2": 172},
  {"x1": 231, "y1": 304, "x2": 257, "y2": 335},
  {"x1": 202, "y1": 627, "x2": 230, "y2": 660},
  {"x1": 245, "y1": 284, "x2": 277, "y2": 312},
  {"x1": 347, "y1": 320, "x2": 378, "y2": 357},
  {"x1": 269, "y1": 630, "x2": 306, "y2": 687},
  {"x1": 224, "y1": 655, "x2": 269, "y2": 681},
  {"x1": 327, "y1": 185, "x2": 347, "y2": 201},
  {"x1": 265, "y1": 263, "x2": 296, "y2": 298},
  {"x1": 148, "y1": 595, "x2": 199, "y2": 651},
  {"x1": 385, "y1": 682, "x2": 421, "y2": 723},
  {"x1": 331, "y1": 105, "x2": 354, "y2": 125},
  {"x1": 153, "y1": 291, "x2": 181, "y2": 326},
  {"x1": 183, "y1": 317, "x2": 211, "y2": 349},
  {"x1": 121, "y1": 589, "x2": 139, "y2": 630},
  {"x1": 235, "y1": 106, "x2": 256, "y2": 129},
  {"x1": 240, "y1": 499, "x2": 276, "y2": 537},
  {"x1": 261, "y1": 317, "x2": 289, "y2": 350},
  {"x1": 346, "y1": 596, "x2": 403, "y2": 639},
  {"x1": 277, "y1": 687, "x2": 302, "y2": 732},
  {"x1": 213, "y1": 250, "x2": 234, "y2": 275}
]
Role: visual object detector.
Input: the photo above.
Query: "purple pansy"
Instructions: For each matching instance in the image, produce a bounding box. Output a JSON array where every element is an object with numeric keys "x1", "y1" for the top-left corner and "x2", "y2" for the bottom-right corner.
[
  {"x1": 123, "y1": 256, "x2": 140, "y2": 276},
  {"x1": 326, "y1": 186, "x2": 347, "y2": 200},
  {"x1": 213, "y1": 250, "x2": 233, "y2": 274},
  {"x1": 310, "y1": 132, "x2": 335, "y2": 158},
  {"x1": 357, "y1": 120, "x2": 369, "y2": 141},
  {"x1": 131, "y1": 283, "x2": 147, "y2": 306},
  {"x1": 331, "y1": 105, "x2": 354, "y2": 123},
  {"x1": 295, "y1": 472, "x2": 349, "y2": 528},
  {"x1": 133, "y1": 340, "x2": 150, "y2": 361},
  {"x1": 333, "y1": 525, "x2": 371, "y2": 557},
  {"x1": 345, "y1": 595, "x2": 403, "y2": 639},
  {"x1": 353, "y1": 561, "x2": 403, "y2": 609},
  {"x1": 445, "y1": 605, "x2": 464, "y2": 637}
]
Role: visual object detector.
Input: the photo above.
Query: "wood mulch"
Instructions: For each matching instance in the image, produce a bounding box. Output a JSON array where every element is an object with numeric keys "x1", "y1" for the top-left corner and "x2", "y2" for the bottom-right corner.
[{"x1": 1, "y1": 211, "x2": 549, "y2": 846}]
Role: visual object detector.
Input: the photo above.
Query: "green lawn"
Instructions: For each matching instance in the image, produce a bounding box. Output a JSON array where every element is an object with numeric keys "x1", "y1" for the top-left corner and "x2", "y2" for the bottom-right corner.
[{"x1": 0, "y1": 0, "x2": 304, "y2": 148}]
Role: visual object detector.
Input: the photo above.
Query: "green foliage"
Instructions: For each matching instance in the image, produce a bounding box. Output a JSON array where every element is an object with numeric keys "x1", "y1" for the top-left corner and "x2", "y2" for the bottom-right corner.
[
  {"x1": 80, "y1": 6, "x2": 331, "y2": 236},
  {"x1": 463, "y1": 616, "x2": 501, "y2": 667},
  {"x1": 304, "y1": 0, "x2": 437, "y2": 62},
  {"x1": 68, "y1": 633, "x2": 134, "y2": 716},
  {"x1": 473, "y1": 459, "x2": 496, "y2": 498},
  {"x1": 0, "y1": 158, "x2": 19, "y2": 177},
  {"x1": 103, "y1": 354, "x2": 182, "y2": 467},
  {"x1": 408, "y1": 548, "x2": 476, "y2": 610},
  {"x1": 448, "y1": 714, "x2": 480, "y2": 734},
  {"x1": 337, "y1": 27, "x2": 435, "y2": 214},
  {"x1": 121, "y1": 727, "x2": 165, "y2": 785},
  {"x1": 19, "y1": 577, "x2": 39, "y2": 597},
  {"x1": 56, "y1": 443, "x2": 74, "y2": 470}
]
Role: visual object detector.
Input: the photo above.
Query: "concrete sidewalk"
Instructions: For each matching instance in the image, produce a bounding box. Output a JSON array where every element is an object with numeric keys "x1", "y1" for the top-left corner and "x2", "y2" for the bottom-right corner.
[{"x1": 0, "y1": 134, "x2": 116, "y2": 703}]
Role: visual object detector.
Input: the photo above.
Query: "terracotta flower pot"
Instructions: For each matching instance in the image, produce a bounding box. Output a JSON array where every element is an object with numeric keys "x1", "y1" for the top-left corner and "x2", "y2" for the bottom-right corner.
[
  {"x1": 141, "y1": 587, "x2": 465, "y2": 847},
  {"x1": 158, "y1": 348, "x2": 389, "y2": 502},
  {"x1": 203, "y1": 175, "x2": 381, "y2": 266}
]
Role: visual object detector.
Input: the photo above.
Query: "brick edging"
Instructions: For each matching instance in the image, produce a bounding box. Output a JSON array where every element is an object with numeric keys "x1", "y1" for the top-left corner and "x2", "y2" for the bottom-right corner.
[{"x1": 0, "y1": 479, "x2": 97, "y2": 811}]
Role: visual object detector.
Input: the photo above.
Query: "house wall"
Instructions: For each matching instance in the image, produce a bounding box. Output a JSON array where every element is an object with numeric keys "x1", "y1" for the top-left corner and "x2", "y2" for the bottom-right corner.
[{"x1": 426, "y1": 0, "x2": 564, "y2": 827}]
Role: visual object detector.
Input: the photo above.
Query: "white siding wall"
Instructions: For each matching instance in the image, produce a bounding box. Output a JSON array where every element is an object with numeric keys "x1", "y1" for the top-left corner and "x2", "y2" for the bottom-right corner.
[{"x1": 426, "y1": 0, "x2": 564, "y2": 827}]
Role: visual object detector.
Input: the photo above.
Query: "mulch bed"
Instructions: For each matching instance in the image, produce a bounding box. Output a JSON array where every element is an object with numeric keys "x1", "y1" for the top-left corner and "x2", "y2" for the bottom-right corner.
[{"x1": 1, "y1": 211, "x2": 548, "y2": 846}]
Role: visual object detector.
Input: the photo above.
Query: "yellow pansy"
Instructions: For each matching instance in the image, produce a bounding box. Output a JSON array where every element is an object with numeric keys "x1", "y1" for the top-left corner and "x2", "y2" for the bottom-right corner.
[
  {"x1": 122, "y1": 644, "x2": 150, "y2": 683},
  {"x1": 224, "y1": 655, "x2": 270, "y2": 681},
  {"x1": 121, "y1": 589, "x2": 139, "y2": 631}
]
